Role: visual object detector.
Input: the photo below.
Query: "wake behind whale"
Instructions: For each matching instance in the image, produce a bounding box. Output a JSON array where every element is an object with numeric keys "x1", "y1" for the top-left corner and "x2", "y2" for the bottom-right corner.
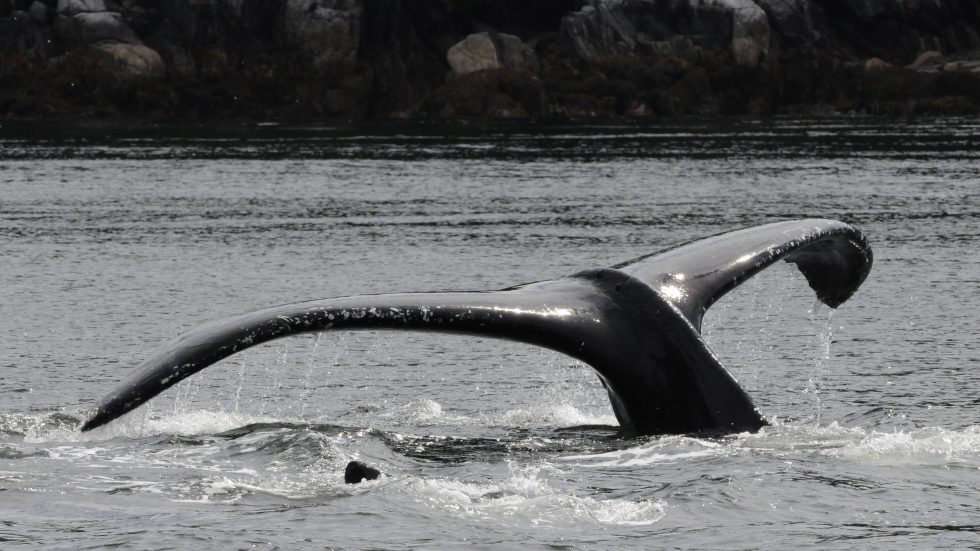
[{"x1": 80, "y1": 219, "x2": 872, "y2": 435}]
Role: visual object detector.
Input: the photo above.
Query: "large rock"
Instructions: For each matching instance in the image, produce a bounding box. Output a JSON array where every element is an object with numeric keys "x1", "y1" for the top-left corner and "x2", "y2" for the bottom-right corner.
[
  {"x1": 88, "y1": 42, "x2": 165, "y2": 79},
  {"x1": 559, "y1": 0, "x2": 768, "y2": 66},
  {"x1": 864, "y1": 57, "x2": 893, "y2": 72},
  {"x1": 153, "y1": 42, "x2": 196, "y2": 78},
  {"x1": 710, "y1": 0, "x2": 770, "y2": 67},
  {"x1": 28, "y1": 1, "x2": 47, "y2": 23},
  {"x1": 559, "y1": 1, "x2": 635, "y2": 60},
  {"x1": 752, "y1": 0, "x2": 818, "y2": 46},
  {"x1": 447, "y1": 32, "x2": 539, "y2": 76},
  {"x1": 943, "y1": 60, "x2": 980, "y2": 73},
  {"x1": 908, "y1": 50, "x2": 943, "y2": 72},
  {"x1": 57, "y1": 0, "x2": 105, "y2": 15},
  {"x1": 447, "y1": 32, "x2": 500, "y2": 75},
  {"x1": 279, "y1": 0, "x2": 362, "y2": 69},
  {"x1": 54, "y1": 11, "x2": 139, "y2": 45},
  {"x1": 494, "y1": 33, "x2": 538, "y2": 72}
]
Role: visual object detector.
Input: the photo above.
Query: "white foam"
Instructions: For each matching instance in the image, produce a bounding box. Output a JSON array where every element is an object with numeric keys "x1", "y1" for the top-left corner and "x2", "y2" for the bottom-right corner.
[
  {"x1": 401, "y1": 463, "x2": 665, "y2": 526},
  {"x1": 835, "y1": 425, "x2": 980, "y2": 465},
  {"x1": 735, "y1": 422, "x2": 980, "y2": 466},
  {"x1": 202, "y1": 477, "x2": 241, "y2": 497},
  {"x1": 737, "y1": 420, "x2": 866, "y2": 451},
  {"x1": 26, "y1": 409, "x2": 283, "y2": 443},
  {"x1": 171, "y1": 476, "x2": 249, "y2": 503},
  {"x1": 496, "y1": 403, "x2": 618, "y2": 428},
  {"x1": 377, "y1": 399, "x2": 468, "y2": 425},
  {"x1": 563, "y1": 435, "x2": 723, "y2": 467},
  {"x1": 563, "y1": 422, "x2": 980, "y2": 469}
]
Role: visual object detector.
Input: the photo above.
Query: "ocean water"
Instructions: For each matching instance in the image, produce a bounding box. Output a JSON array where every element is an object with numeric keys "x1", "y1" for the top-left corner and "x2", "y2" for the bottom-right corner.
[{"x1": 1, "y1": 118, "x2": 978, "y2": 549}]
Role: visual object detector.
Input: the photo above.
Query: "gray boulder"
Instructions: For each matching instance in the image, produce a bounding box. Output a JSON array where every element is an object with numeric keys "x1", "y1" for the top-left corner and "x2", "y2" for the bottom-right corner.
[
  {"x1": 942, "y1": 60, "x2": 980, "y2": 73},
  {"x1": 559, "y1": 1, "x2": 635, "y2": 60},
  {"x1": 494, "y1": 33, "x2": 538, "y2": 73},
  {"x1": 710, "y1": 0, "x2": 770, "y2": 67},
  {"x1": 279, "y1": 0, "x2": 362, "y2": 69},
  {"x1": 447, "y1": 32, "x2": 500, "y2": 75},
  {"x1": 863, "y1": 57, "x2": 893, "y2": 72},
  {"x1": 752, "y1": 0, "x2": 818, "y2": 45},
  {"x1": 55, "y1": 11, "x2": 139, "y2": 45},
  {"x1": 154, "y1": 43, "x2": 196, "y2": 78},
  {"x1": 447, "y1": 32, "x2": 539, "y2": 76},
  {"x1": 908, "y1": 50, "x2": 943, "y2": 72},
  {"x1": 88, "y1": 42, "x2": 165, "y2": 79},
  {"x1": 57, "y1": 0, "x2": 106, "y2": 15},
  {"x1": 28, "y1": 1, "x2": 47, "y2": 23}
]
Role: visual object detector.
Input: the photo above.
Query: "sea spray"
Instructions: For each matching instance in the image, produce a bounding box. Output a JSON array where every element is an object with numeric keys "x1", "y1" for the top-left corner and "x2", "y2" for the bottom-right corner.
[{"x1": 403, "y1": 460, "x2": 666, "y2": 527}]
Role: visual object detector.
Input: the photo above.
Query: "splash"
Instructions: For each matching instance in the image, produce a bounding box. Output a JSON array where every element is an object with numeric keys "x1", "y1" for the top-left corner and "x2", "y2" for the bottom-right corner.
[
  {"x1": 377, "y1": 399, "x2": 469, "y2": 426},
  {"x1": 497, "y1": 403, "x2": 617, "y2": 428},
  {"x1": 836, "y1": 425, "x2": 980, "y2": 465},
  {"x1": 737, "y1": 422, "x2": 980, "y2": 467},
  {"x1": 403, "y1": 462, "x2": 665, "y2": 526},
  {"x1": 564, "y1": 422, "x2": 980, "y2": 470},
  {"x1": 494, "y1": 348, "x2": 615, "y2": 428},
  {"x1": 562, "y1": 435, "x2": 724, "y2": 467},
  {"x1": 24, "y1": 409, "x2": 282, "y2": 443}
]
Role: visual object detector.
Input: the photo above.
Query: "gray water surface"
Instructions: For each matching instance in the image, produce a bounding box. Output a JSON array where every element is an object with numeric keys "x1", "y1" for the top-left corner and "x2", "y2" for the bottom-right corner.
[{"x1": 1, "y1": 119, "x2": 978, "y2": 549}]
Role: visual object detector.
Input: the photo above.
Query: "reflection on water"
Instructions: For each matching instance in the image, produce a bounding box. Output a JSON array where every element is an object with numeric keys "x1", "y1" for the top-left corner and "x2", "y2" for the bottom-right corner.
[{"x1": 1, "y1": 118, "x2": 979, "y2": 548}]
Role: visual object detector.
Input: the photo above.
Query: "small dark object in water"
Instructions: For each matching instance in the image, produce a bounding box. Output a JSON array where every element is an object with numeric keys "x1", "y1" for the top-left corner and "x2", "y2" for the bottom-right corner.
[{"x1": 345, "y1": 460, "x2": 381, "y2": 484}]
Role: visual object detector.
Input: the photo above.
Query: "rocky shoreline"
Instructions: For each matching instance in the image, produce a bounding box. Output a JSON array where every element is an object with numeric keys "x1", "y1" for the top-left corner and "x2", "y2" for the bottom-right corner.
[{"x1": 2, "y1": 0, "x2": 979, "y2": 122}]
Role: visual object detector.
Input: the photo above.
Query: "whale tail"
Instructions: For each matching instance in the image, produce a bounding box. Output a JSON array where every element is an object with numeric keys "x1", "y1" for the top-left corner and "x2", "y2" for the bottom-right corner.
[{"x1": 80, "y1": 219, "x2": 872, "y2": 435}]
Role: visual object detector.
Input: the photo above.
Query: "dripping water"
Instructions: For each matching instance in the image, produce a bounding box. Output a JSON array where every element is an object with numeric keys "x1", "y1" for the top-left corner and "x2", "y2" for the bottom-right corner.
[
  {"x1": 804, "y1": 300, "x2": 836, "y2": 423},
  {"x1": 299, "y1": 333, "x2": 324, "y2": 417},
  {"x1": 703, "y1": 265, "x2": 840, "y2": 425}
]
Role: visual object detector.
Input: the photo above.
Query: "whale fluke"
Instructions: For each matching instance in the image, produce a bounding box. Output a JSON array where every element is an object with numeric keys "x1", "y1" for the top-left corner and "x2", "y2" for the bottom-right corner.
[
  {"x1": 613, "y1": 219, "x2": 872, "y2": 329},
  {"x1": 80, "y1": 219, "x2": 872, "y2": 435}
]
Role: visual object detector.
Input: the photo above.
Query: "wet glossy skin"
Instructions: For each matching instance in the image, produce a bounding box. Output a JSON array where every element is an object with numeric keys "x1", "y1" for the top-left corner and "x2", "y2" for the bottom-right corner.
[{"x1": 81, "y1": 219, "x2": 872, "y2": 435}]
